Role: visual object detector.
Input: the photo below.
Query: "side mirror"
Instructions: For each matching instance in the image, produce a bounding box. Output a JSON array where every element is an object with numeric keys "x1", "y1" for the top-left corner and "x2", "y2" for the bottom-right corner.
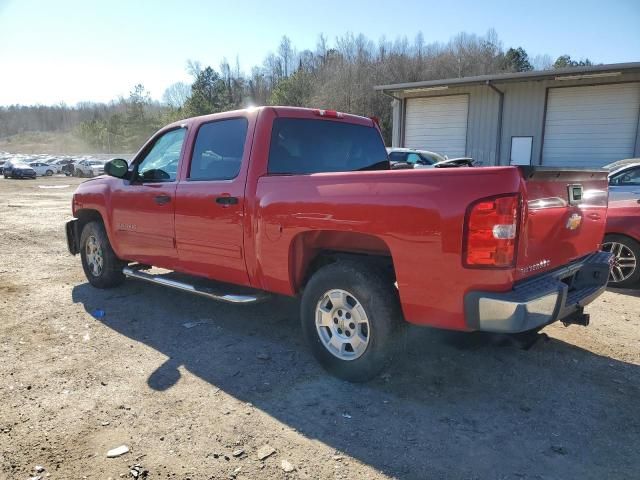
[{"x1": 104, "y1": 158, "x2": 129, "y2": 178}]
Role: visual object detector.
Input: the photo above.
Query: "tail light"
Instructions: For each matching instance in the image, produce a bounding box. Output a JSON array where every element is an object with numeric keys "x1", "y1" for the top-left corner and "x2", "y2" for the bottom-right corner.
[{"x1": 463, "y1": 194, "x2": 520, "y2": 268}]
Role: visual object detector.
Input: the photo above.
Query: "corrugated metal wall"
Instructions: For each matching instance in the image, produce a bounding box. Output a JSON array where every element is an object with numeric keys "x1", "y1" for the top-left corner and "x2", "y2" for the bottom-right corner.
[{"x1": 391, "y1": 71, "x2": 640, "y2": 166}]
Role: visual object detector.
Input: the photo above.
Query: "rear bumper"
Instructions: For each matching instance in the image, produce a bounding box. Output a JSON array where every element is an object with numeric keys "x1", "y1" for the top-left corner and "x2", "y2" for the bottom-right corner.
[
  {"x1": 66, "y1": 219, "x2": 79, "y2": 255},
  {"x1": 464, "y1": 251, "x2": 613, "y2": 333}
]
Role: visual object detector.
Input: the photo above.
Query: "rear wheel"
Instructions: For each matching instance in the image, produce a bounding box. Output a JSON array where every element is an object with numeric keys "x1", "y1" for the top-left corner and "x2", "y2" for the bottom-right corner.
[
  {"x1": 602, "y1": 234, "x2": 640, "y2": 287},
  {"x1": 45, "y1": 169, "x2": 53, "y2": 176},
  {"x1": 301, "y1": 260, "x2": 402, "y2": 382},
  {"x1": 80, "y1": 220, "x2": 126, "y2": 288}
]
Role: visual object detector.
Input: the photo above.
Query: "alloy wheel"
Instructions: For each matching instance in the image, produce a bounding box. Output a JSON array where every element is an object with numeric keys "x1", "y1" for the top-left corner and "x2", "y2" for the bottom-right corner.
[
  {"x1": 602, "y1": 241, "x2": 637, "y2": 283},
  {"x1": 315, "y1": 289, "x2": 370, "y2": 360}
]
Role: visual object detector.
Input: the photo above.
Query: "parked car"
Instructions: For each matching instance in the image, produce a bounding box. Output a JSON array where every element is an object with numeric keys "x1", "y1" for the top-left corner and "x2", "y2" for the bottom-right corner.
[
  {"x1": 74, "y1": 159, "x2": 106, "y2": 177},
  {"x1": 29, "y1": 161, "x2": 57, "y2": 176},
  {"x1": 3, "y1": 159, "x2": 37, "y2": 179},
  {"x1": 0, "y1": 160, "x2": 6, "y2": 175},
  {"x1": 65, "y1": 106, "x2": 612, "y2": 381},
  {"x1": 51, "y1": 158, "x2": 77, "y2": 176},
  {"x1": 602, "y1": 161, "x2": 640, "y2": 287},
  {"x1": 387, "y1": 147, "x2": 444, "y2": 169},
  {"x1": 387, "y1": 147, "x2": 476, "y2": 170}
]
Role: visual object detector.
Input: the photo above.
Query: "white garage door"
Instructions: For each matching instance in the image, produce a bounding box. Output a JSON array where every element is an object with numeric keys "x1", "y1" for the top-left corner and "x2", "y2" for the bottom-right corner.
[
  {"x1": 404, "y1": 95, "x2": 468, "y2": 158},
  {"x1": 542, "y1": 83, "x2": 640, "y2": 167}
]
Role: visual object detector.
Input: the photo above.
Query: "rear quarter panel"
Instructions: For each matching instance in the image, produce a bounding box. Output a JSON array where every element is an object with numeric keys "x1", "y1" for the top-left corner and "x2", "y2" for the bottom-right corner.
[{"x1": 254, "y1": 167, "x2": 523, "y2": 330}]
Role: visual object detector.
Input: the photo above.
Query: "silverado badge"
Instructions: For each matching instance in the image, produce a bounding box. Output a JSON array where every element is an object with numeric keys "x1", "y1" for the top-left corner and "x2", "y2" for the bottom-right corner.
[{"x1": 566, "y1": 213, "x2": 582, "y2": 231}]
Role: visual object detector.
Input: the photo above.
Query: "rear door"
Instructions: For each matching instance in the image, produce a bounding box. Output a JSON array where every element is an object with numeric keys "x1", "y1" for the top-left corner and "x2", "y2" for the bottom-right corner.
[
  {"x1": 516, "y1": 167, "x2": 609, "y2": 281},
  {"x1": 174, "y1": 117, "x2": 251, "y2": 286},
  {"x1": 110, "y1": 127, "x2": 186, "y2": 267}
]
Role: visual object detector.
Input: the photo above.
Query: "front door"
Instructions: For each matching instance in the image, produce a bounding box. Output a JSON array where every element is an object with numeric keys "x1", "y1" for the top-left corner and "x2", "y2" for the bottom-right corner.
[
  {"x1": 174, "y1": 117, "x2": 250, "y2": 286},
  {"x1": 110, "y1": 127, "x2": 187, "y2": 268}
]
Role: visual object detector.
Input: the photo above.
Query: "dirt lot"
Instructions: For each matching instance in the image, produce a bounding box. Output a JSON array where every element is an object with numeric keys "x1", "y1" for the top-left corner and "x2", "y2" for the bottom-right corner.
[{"x1": 1, "y1": 175, "x2": 639, "y2": 480}]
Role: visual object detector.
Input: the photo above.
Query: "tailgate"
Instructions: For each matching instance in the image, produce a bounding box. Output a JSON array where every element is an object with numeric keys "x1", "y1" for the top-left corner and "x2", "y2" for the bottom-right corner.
[{"x1": 516, "y1": 167, "x2": 608, "y2": 281}]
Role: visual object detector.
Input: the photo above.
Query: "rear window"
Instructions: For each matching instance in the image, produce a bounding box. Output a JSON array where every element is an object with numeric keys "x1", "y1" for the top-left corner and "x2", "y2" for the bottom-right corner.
[{"x1": 268, "y1": 118, "x2": 388, "y2": 174}]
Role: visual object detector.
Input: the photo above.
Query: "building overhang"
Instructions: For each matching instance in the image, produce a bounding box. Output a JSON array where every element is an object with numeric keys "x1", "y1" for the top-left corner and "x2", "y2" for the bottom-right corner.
[{"x1": 374, "y1": 62, "x2": 640, "y2": 96}]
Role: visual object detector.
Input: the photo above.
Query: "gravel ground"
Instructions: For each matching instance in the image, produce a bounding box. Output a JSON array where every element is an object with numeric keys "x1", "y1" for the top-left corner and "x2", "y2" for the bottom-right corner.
[{"x1": 1, "y1": 175, "x2": 639, "y2": 480}]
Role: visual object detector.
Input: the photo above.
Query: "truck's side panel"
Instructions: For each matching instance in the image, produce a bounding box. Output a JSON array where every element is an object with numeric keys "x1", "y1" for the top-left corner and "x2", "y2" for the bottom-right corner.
[{"x1": 252, "y1": 167, "x2": 524, "y2": 330}]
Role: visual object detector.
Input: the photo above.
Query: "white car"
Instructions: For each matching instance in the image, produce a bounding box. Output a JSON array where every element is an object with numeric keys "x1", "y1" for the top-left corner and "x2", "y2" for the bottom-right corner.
[
  {"x1": 386, "y1": 147, "x2": 475, "y2": 169},
  {"x1": 29, "y1": 161, "x2": 57, "y2": 176},
  {"x1": 75, "y1": 160, "x2": 106, "y2": 177}
]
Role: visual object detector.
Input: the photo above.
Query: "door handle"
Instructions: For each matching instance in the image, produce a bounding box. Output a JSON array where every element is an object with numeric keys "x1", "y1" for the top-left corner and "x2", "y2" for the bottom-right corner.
[
  {"x1": 154, "y1": 195, "x2": 171, "y2": 205},
  {"x1": 215, "y1": 196, "x2": 239, "y2": 205}
]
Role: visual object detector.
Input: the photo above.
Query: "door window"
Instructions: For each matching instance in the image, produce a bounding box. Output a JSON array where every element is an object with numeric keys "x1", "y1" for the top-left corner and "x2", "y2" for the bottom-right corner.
[
  {"x1": 610, "y1": 166, "x2": 640, "y2": 186},
  {"x1": 388, "y1": 151, "x2": 407, "y2": 163},
  {"x1": 188, "y1": 118, "x2": 248, "y2": 180},
  {"x1": 406, "y1": 153, "x2": 422, "y2": 164},
  {"x1": 136, "y1": 128, "x2": 186, "y2": 182}
]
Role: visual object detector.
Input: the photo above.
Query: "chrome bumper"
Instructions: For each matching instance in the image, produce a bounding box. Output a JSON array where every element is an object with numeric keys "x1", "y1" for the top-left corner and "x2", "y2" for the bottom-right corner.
[{"x1": 464, "y1": 251, "x2": 613, "y2": 333}]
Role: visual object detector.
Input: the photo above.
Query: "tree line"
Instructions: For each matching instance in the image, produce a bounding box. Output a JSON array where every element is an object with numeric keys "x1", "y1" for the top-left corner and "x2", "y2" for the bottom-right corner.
[{"x1": 0, "y1": 29, "x2": 593, "y2": 151}]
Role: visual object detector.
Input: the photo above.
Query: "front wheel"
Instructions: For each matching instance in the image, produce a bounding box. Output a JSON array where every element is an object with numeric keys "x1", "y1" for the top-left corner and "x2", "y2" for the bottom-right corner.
[
  {"x1": 301, "y1": 260, "x2": 402, "y2": 382},
  {"x1": 80, "y1": 220, "x2": 126, "y2": 288},
  {"x1": 45, "y1": 170, "x2": 53, "y2": 176},
  {"x1": 602, "y1": 234, "x2": 640, "y2": 287}
]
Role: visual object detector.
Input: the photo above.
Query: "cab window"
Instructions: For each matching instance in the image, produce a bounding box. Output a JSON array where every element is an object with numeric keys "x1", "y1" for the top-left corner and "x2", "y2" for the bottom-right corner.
[
  {"x1": 268, "y1": 118, "x2": 388, "y2": 174},
  {"x1": 189, "y1": 118, "x2": 248, "y2": 181},
  {"x1": 136, "y1": 128, "x2": 186, "y2": 182}
]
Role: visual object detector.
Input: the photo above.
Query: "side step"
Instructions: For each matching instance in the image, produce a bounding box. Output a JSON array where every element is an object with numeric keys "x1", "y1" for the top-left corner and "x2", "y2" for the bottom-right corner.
[{"x1": 122, "y1": 266, "x2": 268, "y2": 304}]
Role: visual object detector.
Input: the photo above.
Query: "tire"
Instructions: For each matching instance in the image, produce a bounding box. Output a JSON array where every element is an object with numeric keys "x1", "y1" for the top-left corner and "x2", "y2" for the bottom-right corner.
[
  {"x1": 80, "y1": 220, "x2": 126, "y2": 288},
  {"x1": 603, "y1": 234, "x2": 640, "y2": 287},
  {"x1": 45, "y1": 170, "x2": 53, "y2": 176},
  {"x1": 300, "y1": 260, "x2": 403, "y2": 382}
]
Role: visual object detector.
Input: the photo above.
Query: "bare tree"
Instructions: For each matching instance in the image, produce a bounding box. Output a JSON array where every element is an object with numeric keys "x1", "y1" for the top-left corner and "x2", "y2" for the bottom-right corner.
[
  {"x1": 162, "y1": 82, "x2": 191, "y2": 109},
  {"x1": 278, "y1": 35, "x2": 294, "y2": 77},
  {"x1": 186, "y1": 59, "x2": 203, "y2": 79}
]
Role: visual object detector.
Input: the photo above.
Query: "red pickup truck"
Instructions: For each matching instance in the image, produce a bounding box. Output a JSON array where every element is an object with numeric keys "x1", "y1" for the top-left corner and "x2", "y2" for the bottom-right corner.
[{"x1": 66, "y1": 107, "x2": 612, "y2": 381}]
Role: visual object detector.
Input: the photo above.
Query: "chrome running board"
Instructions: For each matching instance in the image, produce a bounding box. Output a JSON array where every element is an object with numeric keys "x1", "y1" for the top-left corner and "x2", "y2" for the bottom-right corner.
[{"x1": 122, "y1": 266, "x2": 267, "y2": 304}]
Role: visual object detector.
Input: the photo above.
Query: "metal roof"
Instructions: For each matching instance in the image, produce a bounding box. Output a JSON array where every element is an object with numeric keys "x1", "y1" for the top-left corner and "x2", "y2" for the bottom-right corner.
[{"x1": 374, "y1": 62, "x2": 640, "y2": 92}]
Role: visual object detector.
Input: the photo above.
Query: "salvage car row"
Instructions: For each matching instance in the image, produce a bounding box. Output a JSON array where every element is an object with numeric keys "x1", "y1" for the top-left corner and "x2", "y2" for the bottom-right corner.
[{"x1": 0, "y1": 152, "x2": 111, "y2": 178}]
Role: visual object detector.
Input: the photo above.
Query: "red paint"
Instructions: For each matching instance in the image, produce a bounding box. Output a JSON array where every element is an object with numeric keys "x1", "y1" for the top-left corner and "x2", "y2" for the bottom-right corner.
[
  {"x1": 606, "y1": 198, "x2": 640, "y2": 242},
  {"x1": 71, "y1": 106, "x2": 610, "y2": 331}
]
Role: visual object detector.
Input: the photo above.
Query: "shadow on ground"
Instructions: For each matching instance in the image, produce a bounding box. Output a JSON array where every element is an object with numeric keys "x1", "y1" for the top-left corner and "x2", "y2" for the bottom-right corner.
[
  {"x1": 607, "y1": 286, "x2": 640, "y2": 298},
  {"x1": 72, "y1": 281, "x2": 639, "y2": 479}
]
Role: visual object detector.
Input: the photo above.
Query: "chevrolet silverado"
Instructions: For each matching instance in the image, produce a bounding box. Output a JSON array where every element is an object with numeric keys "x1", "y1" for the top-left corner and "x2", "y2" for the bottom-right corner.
[{"x1": 66, "y1": 107, "x2": 612, "y2": 381}]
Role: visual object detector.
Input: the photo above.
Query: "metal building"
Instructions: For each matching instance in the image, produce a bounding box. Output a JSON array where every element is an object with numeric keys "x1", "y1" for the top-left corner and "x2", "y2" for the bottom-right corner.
[{"x1": 375, "y1": 62, "x2": 640, "y2": 167}]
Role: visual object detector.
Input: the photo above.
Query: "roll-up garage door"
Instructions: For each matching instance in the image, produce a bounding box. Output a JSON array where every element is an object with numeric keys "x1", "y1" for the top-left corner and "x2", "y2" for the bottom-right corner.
[
  {"x1": 542, "y1": 83, "x2": 640, "y2": 167},
  {"x1": 404, "y1": 95, "x2": 468, "y2": 158}
]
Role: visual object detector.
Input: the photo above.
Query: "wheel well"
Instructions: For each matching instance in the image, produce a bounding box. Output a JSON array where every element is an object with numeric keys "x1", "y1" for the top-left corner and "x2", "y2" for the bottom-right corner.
[
  {"x1": 605, "y1": 232, "x2": 638, "y2": 241},
  {"x1": 75, "y1": 209, "x2": 104, "y2": 234},
  {"x1": 290, "y1": 231, "x2": 396, "y2": 293}
]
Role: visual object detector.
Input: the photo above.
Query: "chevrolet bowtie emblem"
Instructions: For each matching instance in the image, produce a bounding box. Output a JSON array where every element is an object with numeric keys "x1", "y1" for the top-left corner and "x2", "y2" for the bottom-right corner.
[{"x1": 566, "y1": 213, "x2": 582, "y2": 230}]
